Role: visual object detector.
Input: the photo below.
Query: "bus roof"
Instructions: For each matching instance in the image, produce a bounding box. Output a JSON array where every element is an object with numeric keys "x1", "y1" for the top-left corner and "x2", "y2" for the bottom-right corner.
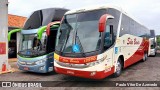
[
  {"x1": 23, "y1": 8, "x2": 69, "y2": 30},
  {"x1": 65, "y1": 5, "x2": 149, "y2": 30},
  {"x1": 31, "y1": 8, "x2": 69, "y2": 21},
  {"x1": 65, "y1": 5, "x2": 124, "y2": 15}
]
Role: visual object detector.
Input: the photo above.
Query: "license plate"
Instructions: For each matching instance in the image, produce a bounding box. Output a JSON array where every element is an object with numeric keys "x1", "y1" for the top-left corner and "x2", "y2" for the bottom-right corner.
[
  {"x1": 24, "y1": 67, "x2": 29, "y2": 70},
  {"x1": 67, "y1": 70, "x2": 74, "y2": 75}
]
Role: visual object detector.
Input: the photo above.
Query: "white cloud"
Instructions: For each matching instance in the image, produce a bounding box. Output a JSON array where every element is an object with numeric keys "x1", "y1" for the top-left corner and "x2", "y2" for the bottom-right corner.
[{"x1": 8, "y1": 0, "x2": 160, "y2": 35}]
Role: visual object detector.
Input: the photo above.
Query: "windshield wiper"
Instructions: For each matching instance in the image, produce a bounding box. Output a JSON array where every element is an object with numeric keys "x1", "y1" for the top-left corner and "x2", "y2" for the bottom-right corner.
[
  {"x1": 60, "y1": 27, "x2": 72, "y2": 53},
  {"x1": 75, "y1": 31, "x2": 86, "y2": 57}
]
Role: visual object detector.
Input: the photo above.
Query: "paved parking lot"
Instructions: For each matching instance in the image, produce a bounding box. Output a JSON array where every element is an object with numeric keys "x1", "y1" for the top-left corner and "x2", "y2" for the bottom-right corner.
[{"x1": 0, "y1": 51, "x2": 160, "y2": 90}]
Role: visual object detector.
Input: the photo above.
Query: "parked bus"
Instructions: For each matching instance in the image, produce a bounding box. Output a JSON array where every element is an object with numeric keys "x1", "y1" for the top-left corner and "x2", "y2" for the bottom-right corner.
[
  {"x1": 53, "y1": 5, "x2": 150, "y2": 79},
  {"x1": 8, "y1": 8, "x2": 68, "y2": 73},
  {"x1": 148, "y1": 30, "x2": 157, "y2": 56}
]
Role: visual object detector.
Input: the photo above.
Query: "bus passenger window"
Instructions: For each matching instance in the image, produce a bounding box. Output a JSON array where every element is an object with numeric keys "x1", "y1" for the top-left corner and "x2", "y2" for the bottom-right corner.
[{"x1": 104, "y1": 25, "x2": 113, "y2": 49}]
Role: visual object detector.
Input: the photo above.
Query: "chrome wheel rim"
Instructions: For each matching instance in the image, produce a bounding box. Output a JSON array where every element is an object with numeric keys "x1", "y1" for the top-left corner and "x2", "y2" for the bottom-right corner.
[
  {"x1": 116, "y1": 61, "x2": 121, "y2": 74},
  {"x1": 145, "y1": 53, "x2": 147, "y2": 59},
  {"x1": 143, "y1": 53, "x2": 146, "y2": 61}
]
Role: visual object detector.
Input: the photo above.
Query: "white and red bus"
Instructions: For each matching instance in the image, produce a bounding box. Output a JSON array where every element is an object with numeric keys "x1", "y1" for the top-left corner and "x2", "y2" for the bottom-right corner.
[{"x1": 54, "y1": 5, "x2": 150, "y2": 79}]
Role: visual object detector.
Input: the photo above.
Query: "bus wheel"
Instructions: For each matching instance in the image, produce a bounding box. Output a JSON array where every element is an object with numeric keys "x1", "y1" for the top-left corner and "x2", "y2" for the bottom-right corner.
[
  {"x1": 142, "y1": 52, "x2": 148, "y2": 62},
  {"x1": 113, "y1": 58, "x2": 122, "y2": 77}
]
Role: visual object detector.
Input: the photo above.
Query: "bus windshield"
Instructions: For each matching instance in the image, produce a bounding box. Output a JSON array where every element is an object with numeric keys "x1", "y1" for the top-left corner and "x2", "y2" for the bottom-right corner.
[
  {"x1": 18, "y1": 33, "x2": 47, "y2": 57},
  {"x1": 56, "y1": 10, "x2": 106, "y2": 54}
]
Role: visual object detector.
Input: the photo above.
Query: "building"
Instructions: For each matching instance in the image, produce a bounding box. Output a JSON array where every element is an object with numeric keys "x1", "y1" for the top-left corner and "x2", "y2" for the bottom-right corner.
[
  {"x1": 8, "y1": 14, "x2": 27, "y2": 30},
  {"x1": 0, "y1": 0, "x2": 10, "y2": 73},
  {"x1": 8, "y1": 14, "x2": 27, "y2": 58}
]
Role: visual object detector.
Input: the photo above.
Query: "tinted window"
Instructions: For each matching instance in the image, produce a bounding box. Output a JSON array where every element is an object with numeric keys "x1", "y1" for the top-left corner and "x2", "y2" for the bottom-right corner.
[
  {"x1": 23, "y1": 8, "x2": 68, "y2": 30},
  {"x1": 23, "y1": 11, "x2": 42, "y2": 30},
  {"x1": 120, "y1": 14, "x2": 129, "y2": 36},
  {"x1": 106, "y1": 8, "x2": 121, "y2": 36},
  {"x1": 104, "y1": 25, "x2": 114, "y2": 49},
  {"x1": 120, "y1": 14, "x2": 150, "y2": 37}
]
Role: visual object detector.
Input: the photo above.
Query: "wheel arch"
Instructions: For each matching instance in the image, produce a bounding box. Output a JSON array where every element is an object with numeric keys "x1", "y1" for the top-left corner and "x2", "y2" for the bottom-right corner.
[{"x1": 118, "y1": 55, "x2": 124, "y2": 69}]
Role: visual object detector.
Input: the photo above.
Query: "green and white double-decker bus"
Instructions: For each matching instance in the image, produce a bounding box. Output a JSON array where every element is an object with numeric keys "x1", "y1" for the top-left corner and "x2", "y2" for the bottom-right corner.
[{"x1": 8, "y1": 8, "x2": 68, "y2": 73}]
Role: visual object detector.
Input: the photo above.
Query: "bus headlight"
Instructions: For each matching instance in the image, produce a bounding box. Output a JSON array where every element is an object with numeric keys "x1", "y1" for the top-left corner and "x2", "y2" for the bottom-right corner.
[
  {"x1": 39, "y1": 66, "x2": 45, "y2": 71},
  {"x1": 89, "y1": 58, "x2": 105, "y2": 67},
  {"x1": 35, "y1": 58, "x2": 47, "y2": 65}
]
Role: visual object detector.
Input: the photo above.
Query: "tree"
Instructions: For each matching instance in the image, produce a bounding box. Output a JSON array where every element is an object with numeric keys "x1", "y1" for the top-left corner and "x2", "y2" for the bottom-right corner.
[{"x1": 157, "y1": 36, "x2": 160, "y2": 47}]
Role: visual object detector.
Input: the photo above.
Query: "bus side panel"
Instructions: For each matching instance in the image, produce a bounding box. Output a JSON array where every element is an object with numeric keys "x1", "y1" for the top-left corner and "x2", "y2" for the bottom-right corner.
[
  {"x1": 124, "y1": 38, "x2": 149, "y2": 68},
  {"x1": 46, "y1": 52, "x2": 54, "y2": 72},
  {"x1": 101, "y1": 47, "x2": 114, "y2": 72},
  {"x1": 116, "y1": 34, "x2": 144, "y2": 68},
  {"x1": 102, "y1": 47, "x2": 116, "y2": 78},
  {"x1": 118, "y1": 13, "x2": 150, "y2": 68}
]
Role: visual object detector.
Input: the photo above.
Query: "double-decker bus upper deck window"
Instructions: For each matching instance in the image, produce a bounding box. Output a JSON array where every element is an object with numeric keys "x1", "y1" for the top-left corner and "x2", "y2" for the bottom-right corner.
[
  {"x1": 23, "y1": 9, "x2": 68, "y2": 30},
  {"x1": 23, "y1": 11, "x2": 42, "y2": 30}
]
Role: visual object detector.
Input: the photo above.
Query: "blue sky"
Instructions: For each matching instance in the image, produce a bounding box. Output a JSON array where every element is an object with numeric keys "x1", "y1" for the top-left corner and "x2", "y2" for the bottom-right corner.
[{"x1": 8, "y1": 0, "x2": 160, "y2": 35}]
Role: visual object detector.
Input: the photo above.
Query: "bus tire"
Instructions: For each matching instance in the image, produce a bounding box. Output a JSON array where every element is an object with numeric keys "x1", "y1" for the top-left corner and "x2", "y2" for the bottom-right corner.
[
  {"x1": 142, "y1": 52, "x2": 148, "y2": 62},
  {"x1": 113, "y1": 58, "x2": 122, "y2": 77}
]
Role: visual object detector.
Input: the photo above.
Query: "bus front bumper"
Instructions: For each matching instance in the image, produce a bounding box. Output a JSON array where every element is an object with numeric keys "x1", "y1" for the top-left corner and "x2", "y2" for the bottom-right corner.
[
  {"x1": 17, "y1": 63, "x2": 53, "y2": 73},
  {"x1": 150, "y1": 49, "x2": 156, "y2": 56},
  {"x1": 54, "y1": 66, "x2": 115, "y2": 79}
]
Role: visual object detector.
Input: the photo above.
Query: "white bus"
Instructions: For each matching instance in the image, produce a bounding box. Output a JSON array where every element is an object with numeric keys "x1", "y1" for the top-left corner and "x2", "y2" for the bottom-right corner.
[
  {"x1": 54, "y1": 5, "x2": 150, "y2": 79},
  {"x1": 148, "y1": 30, "x2": 157, "y2": 56}
]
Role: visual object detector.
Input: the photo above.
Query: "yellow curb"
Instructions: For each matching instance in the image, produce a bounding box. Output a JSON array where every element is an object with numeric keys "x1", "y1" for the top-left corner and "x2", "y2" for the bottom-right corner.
[
  {"x1": 8, "y1": 58, "x2": 17, "y2": 62},
  {"x1": 0, "y1": 70, "x2": 12, "y2": 74},
  {"x1": 0, "y1": 68, "x2": 18, "y2": 74}
]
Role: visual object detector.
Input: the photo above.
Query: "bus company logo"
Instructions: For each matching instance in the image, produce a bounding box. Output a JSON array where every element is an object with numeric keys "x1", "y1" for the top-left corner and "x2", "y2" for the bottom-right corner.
[
  {"x1": 70, "y1": 59, "x2": 80, "y2": 63},
  {"x1": 2, "y1": 82, "x2": 11, "y2": 87},
  {"x1": 134, "y1": 38, "x2": 140, "y2": 45},
  {"x1": 60, "y1": 57, "x2": 69, "y2": 63},
  {"x1": 127, "y1": 37, "x2": 140, "y2": 45},
  {"x1": 62, "y1": 59, "x2": 69, "y2": 63},
  {"x1": 85, "y1": 56, "x2": 97, "y2": 63}
]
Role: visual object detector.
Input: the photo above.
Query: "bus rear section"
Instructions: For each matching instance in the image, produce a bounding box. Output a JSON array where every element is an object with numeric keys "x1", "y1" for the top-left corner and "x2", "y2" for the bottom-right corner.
[{"x1": 54, "y1": 6, "x2": 150, "y2": 79}]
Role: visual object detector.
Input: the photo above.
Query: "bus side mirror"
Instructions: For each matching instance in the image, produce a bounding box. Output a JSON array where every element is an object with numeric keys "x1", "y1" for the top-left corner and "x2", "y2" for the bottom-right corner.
[
  {"x1": 46, "y1": 21, "x2": 60, "y2": 36},
  {"x1": 99, "y1": 14, "x2": 114, "y2": 32},
  {"x1": 46, "y1": 23, "x2": 52, "y2": 36},
  {"x1": 8, "y1": 29, "x2": 21, "y2": 42}
]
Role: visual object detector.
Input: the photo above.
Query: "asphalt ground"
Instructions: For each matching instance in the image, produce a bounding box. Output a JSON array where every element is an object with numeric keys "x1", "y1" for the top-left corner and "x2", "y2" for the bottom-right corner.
[{"x1": 0, "y1": 51, "x2": 160, "y2": 90}]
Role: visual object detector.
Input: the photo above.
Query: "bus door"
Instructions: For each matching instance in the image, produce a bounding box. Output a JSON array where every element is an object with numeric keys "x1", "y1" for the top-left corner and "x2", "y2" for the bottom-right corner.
[
  {"x1": 104, "y1": 24, "x2": 115, "y2": 69},
  {"x1": 46, "y1": 24, "x2": 60, "y2": 53},
  {"x1": 99, "y1": 15, "x2": 115, "y2": 70}
]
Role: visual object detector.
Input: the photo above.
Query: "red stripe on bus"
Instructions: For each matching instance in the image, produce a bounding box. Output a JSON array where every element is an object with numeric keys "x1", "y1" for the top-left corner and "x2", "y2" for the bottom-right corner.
[
  {"x1": 59, "y1": 56, "x2": 97, "y2": 64},
  {"x1": 54, "y1": 66, "x2": 115, "y2": 79},
  {"x1": 124, "y1": 38, "x2": 149, "y2": 68}
]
